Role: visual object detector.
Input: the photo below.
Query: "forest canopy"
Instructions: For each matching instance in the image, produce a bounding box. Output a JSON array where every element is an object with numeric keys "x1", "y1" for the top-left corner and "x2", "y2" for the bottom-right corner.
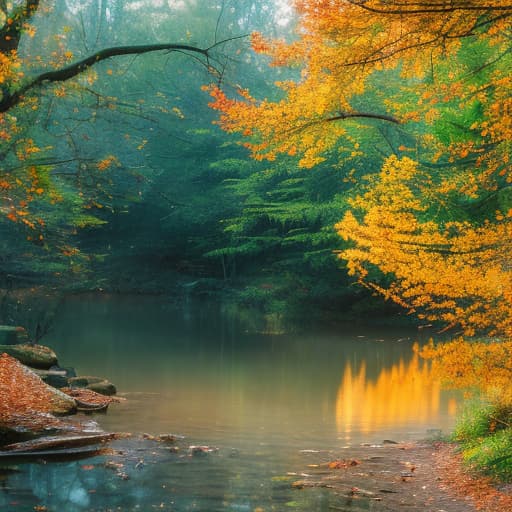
[
  {"x1": 208, "y1": 0, "x2": 512, "y2": 338},
  {"x1": 0, "y1": 0, "x2": 253, "y2": 284},
  {"x1": 205, "y1": 0, "x2": 512, "y2": 410}
]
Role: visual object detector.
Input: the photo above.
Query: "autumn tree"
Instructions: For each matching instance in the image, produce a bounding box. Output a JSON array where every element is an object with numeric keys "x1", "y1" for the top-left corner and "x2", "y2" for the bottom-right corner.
[
  {"x1": 206, "y1": 1, "x2": 512, "y2": 405},
  {"x1": 207, "y1": 1, "x2": 512, "y2": 331},
  {"x1": 0, "y1": 0, "x2": 239, "y2": 284}
]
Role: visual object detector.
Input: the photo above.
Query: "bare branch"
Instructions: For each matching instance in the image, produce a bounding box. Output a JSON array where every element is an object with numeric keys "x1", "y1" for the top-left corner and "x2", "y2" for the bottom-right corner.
[
  {"x1": 347, "y1": 0, "x2": 512, "y2": 15},
  {"x1": 326, "y1": 111, "x2": 401, "y2": 124},
  {"x1": 0, "y1": 42, "x2": 216, "y2": 113}
]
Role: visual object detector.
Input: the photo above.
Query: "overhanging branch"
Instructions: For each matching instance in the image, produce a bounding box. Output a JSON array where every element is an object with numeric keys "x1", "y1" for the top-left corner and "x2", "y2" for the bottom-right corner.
[
  {"x1": 0, "y1": 43, "x2": 213, "y2": 113},
  {"x1": 326, "y1": 111, "x2": 401, "y2": 124},
  {"x1": 346, "y1": 0, "x2": 512, "y2": 15}
]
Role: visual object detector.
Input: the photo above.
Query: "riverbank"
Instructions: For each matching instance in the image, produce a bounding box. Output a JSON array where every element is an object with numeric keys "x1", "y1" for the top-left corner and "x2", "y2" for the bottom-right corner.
[{"x1": 291, "y1": 441, "x2": 512, "y2": 511}]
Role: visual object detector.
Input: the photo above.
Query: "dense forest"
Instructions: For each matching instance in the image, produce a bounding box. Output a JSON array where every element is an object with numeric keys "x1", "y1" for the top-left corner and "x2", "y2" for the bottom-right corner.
[
  {"x1": 1, "y1": 0, "x2": 512, "y2": 490},
  {"x1": 0, "y1": 0, "x2": 390, "y2": 333}
]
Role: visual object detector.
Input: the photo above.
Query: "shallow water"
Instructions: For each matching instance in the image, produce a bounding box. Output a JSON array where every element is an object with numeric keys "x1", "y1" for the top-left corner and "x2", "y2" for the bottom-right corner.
[{"x1": 0, "y1": 295, "x2": 459, "y2": 511}]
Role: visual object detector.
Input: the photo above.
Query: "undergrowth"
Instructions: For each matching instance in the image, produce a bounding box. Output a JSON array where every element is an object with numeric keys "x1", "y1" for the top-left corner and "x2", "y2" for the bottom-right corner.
[{"x1": 453, "y1": 400, "x2": 512, "y2": 481}]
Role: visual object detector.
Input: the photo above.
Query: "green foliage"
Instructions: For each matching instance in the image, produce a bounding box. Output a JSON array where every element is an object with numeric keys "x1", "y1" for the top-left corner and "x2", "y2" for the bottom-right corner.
[
  {"x1": 454, "y1": 402, "x2": 503, "y2": 442},
  {"x1": 462, "y1": 429, "x2": 512, "y2": 481},
  {"x1": 207, "y1": 158, "x2": 347, "y2": 274},
  {"x1": 453, "y1": 400, "x2": 512, "y2": 481},
  {"x1": 433, "y1": 100, "x2": 484, "y2": 146}
]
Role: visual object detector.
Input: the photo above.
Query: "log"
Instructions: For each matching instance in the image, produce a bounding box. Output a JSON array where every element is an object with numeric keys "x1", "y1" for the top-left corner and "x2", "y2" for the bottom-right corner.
[
  {"x1": 0, "y1": 444, "x2": 106, "y2": 459},
  {"x1": 0, "y1": 432, "x2": 117, "y2": 453}
]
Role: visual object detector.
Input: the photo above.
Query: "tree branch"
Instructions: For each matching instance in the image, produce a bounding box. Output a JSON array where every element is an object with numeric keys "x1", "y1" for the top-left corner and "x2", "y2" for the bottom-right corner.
[
  {"x1": 326, "y1": 111, "x2": 401, "y2": 124},
  {"x1": 0, "y1": 42, "x2": 213, "y2": 113},
  {"x1": 347, "y1": 0, "x2": 512, "y2": 15}
]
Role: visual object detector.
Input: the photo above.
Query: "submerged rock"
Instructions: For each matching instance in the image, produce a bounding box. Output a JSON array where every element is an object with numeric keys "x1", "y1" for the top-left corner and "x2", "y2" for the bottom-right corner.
[{"x1": 0, "y1": 343, "x2": 58, "y2": 369}]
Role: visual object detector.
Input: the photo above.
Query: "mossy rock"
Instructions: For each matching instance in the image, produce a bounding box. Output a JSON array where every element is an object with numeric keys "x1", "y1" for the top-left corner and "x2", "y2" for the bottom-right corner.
[
  {"x1": 68, "y1": 376, "x2": 117, "y2": 396},
  {"x1": 0, "y1": 344, "x2": 58, "y2": 369}
]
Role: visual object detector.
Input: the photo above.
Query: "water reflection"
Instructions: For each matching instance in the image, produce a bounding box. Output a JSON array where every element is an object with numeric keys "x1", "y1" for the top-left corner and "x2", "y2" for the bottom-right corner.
[
  {"x1": 0, "y1": 295, "x2": 462, "y2": 511},
  {"x1": 336, "y1": 352, "x2": 456, "y2": 440}
]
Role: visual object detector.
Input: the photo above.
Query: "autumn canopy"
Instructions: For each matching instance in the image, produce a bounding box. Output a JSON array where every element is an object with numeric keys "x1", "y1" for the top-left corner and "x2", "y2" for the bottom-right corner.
[
  {"x1": 207, "y1": 0, "x2": 512, "y2": 397},
  {"x1": 0, "y1": 0, "x2": 511, "y2": 399}
]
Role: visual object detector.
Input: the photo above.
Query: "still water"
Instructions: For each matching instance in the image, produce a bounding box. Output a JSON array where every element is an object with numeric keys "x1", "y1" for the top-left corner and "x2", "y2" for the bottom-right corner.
[{"x1": 0, "y1": 295, "x2": 459, "y2": 511}]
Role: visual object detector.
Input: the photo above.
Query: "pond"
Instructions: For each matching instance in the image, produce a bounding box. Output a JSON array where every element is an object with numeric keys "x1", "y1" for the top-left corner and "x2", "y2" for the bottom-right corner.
[{"x1": 0, "y1": 294, "x2": 459, "y2": 511}]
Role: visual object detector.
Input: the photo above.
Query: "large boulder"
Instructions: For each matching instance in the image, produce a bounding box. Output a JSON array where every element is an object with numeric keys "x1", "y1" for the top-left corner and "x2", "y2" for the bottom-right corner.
[{"x1": 0, "y1": 344, "x2": 58, "y2": 369}]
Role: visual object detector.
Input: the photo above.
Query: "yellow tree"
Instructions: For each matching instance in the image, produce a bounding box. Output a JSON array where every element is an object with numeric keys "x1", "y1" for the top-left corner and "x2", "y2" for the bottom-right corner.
[
  {"x1": 207, "y1": 1, "x2": 512, "y2": 399},
  {"x1": 208, "y1": 0, "x2": 512, "y2": 169},
  {"x1": 336, "y1": 155, "x2": 512, "y2": 337}
]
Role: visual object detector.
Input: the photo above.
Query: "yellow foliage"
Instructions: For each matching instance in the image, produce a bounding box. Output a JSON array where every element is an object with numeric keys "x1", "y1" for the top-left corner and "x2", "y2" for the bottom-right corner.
[
  {"x1": 421, "y1": 338, "x2": 512, "y2": 406},
  {"x1": 208, "y1": 0, "x2": 512, "y2": 175},
  {"x1": 336, "y1": 155, "x2": 512, "y2": 337},
  {"x1": 96, "y1": 155, "x2": 120, "y2": 171}
]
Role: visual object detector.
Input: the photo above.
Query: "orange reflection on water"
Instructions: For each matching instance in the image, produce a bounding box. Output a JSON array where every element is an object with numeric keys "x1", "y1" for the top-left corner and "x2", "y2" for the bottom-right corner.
[{"x1": 335, "y1": 352, "x2": 454, "y2": 438}]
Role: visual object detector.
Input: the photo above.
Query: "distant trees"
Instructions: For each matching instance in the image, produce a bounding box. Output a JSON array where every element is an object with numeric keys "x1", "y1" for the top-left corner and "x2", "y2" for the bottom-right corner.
[{"x1": 0, "y1": 0, "x2": 240, "y2": 283}]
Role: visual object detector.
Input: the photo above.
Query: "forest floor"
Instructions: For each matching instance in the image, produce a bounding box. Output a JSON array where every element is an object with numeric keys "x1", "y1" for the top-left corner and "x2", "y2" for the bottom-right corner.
[{"x1": 293, "y1": 441, "x2": 512, "y2": 511}]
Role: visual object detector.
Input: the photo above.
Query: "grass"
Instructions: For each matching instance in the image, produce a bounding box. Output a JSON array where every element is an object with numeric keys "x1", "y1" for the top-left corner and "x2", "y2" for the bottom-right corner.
[{"x1": 453, "y1": 400, "x2": 512, "y2": 481}]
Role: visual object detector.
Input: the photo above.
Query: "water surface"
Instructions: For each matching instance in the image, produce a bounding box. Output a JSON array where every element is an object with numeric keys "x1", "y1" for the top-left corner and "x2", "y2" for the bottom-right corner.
[{"x1": 0, "y1": 295, "x2": 459, "y2": 511}]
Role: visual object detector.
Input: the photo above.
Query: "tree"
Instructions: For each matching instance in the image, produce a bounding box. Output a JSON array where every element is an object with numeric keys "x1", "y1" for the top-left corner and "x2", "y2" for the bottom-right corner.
[
  {"x1": 0, "y1": 0, "x2": 237, "y2": 283},
  {"x1": 207, "y1": 1, "x2": 509, "y2": 163},
  {"x1": 336, "y1": 154, "x2": 512, "y2": 337},
  {"x1": 205, "y1": 1, "x2": 512, "y2": 418},
  {"x1": 207, "y1": 0, "x2": 512, "y2": 335}
]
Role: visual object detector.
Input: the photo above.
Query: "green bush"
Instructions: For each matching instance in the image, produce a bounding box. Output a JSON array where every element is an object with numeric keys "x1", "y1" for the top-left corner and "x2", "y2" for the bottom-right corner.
[
  {"x1": 453, "y1": 402, "x2": 499, "y2": 442},
  {"x1": 453, "y1": 400, "x2": 512, "y2": 481},
  {"x1": 462, "y1": 429, "x2": 512, "y2": 480}
]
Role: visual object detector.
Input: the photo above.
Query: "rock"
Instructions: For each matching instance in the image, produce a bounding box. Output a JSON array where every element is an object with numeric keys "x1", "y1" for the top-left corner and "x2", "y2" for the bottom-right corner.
[
  {"x1": 61, "y1": 388, "x2": 116, "y2": 412},
  {"x1": 86, "y1": 381, "x2": 117, "y2": 396},
  {"x1": 0, "y1": 344, "x2": 58, "y2": 369},
  {"x1": 0, "y1": 326, "x2": 28, "y2": 345},
  {"x1": 34, "y1": 366, "x2": 76, "y2": 388},
  {"x1": 40, "y1": 372, "x2": 69, "y2": 389},
  {"x1": 188, "y1": 445, "x2": 218, "y2": 456},
  {"x1": 0, "y1": 353, "x2": 76, "y2": 422},
  {"x1": 68, "y1": 376, "x2": 117, "y2": 396}
]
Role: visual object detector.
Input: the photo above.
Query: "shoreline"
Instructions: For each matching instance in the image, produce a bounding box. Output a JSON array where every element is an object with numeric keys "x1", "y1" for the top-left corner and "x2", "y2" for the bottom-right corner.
[{"x1": 292, "y1": 440, "x2": 512, "y2": 511}]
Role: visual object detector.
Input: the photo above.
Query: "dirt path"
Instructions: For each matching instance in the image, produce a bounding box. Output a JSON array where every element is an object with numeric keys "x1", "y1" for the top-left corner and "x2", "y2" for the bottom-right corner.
[{"x1": 291, "y1": 442, "x2": 512, "y2": 511}]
